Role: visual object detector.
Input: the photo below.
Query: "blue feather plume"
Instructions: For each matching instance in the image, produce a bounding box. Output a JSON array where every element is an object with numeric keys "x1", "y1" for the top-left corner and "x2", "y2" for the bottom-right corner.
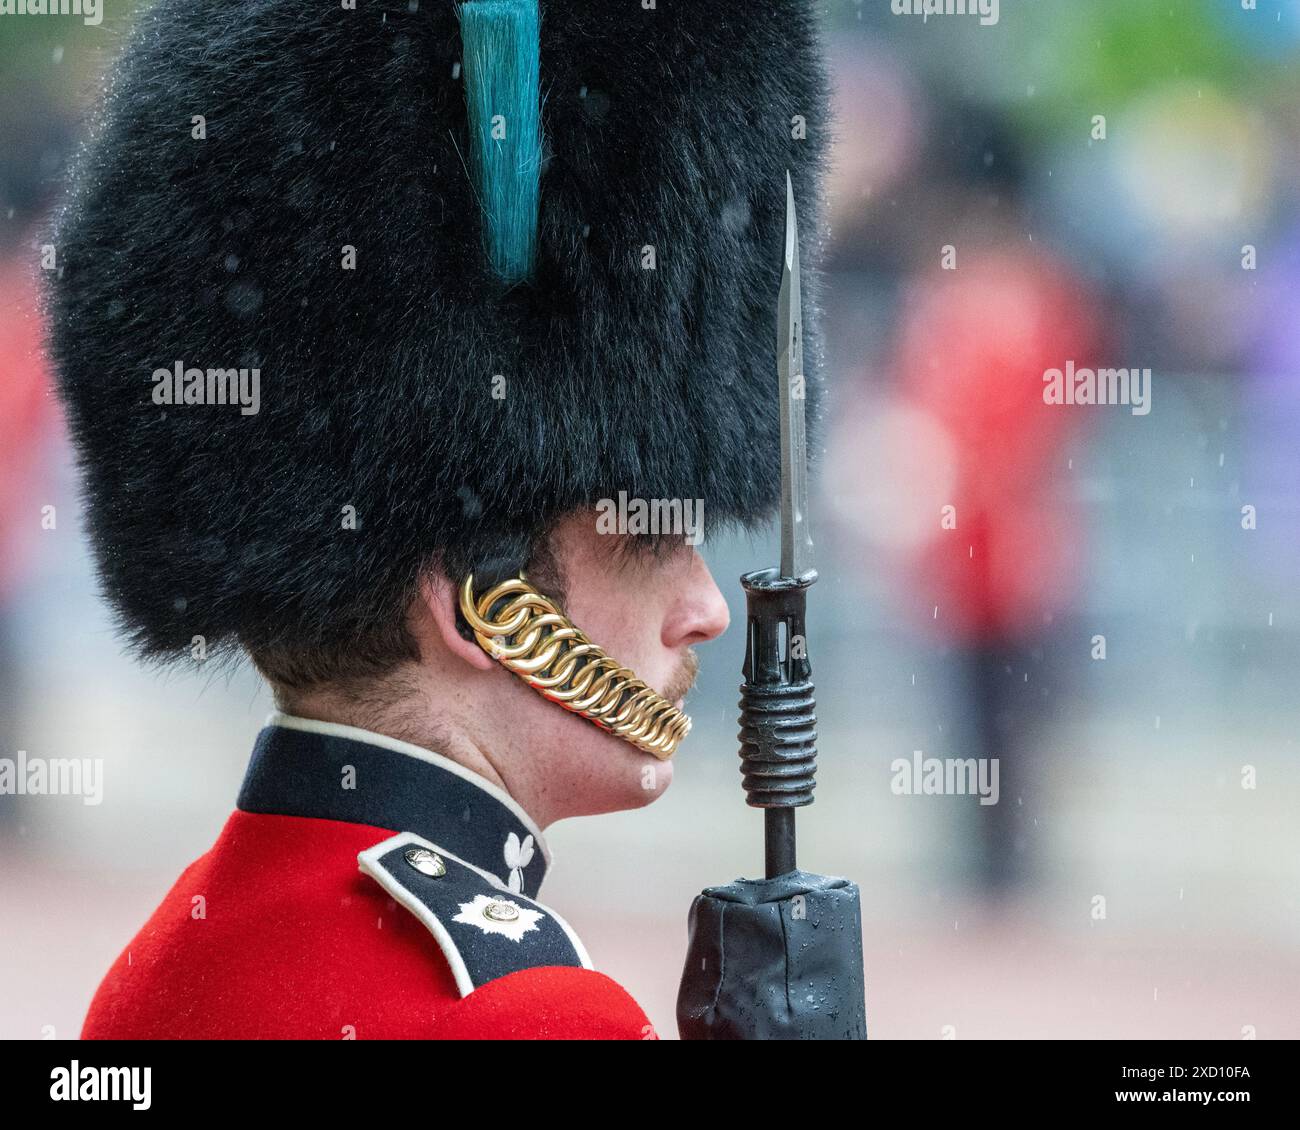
[{"x1": 458, "y1": 0, "x2": 542, "y2": 285}]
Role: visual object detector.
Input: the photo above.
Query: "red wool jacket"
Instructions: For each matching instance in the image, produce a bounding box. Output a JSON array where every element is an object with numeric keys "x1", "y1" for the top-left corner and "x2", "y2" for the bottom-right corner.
[{"x1": 82, "y1": 716, "x2": 655, "y2": 1040}]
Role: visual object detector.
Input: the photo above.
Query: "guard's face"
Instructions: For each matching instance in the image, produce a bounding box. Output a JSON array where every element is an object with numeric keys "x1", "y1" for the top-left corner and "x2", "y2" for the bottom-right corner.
[{"x1": 522, "y1": 511, "x2": 730, "y2": 817}]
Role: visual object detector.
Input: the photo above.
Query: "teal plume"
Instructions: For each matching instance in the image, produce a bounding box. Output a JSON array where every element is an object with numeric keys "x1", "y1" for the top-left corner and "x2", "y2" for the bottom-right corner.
[{"x1": 458, "y1": 0, "x2": 542, "y2": 285}]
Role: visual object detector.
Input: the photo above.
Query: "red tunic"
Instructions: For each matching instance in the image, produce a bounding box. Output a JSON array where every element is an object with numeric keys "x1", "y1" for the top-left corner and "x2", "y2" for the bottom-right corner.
[{"x1": 82, "y1": 717, "x2": 655, "y2": 1040}]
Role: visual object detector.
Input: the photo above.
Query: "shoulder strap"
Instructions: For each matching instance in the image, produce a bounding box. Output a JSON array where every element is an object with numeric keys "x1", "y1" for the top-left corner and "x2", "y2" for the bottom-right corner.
[{"x1": 358, "y1": 832, "x2": 592, "y2": 997}]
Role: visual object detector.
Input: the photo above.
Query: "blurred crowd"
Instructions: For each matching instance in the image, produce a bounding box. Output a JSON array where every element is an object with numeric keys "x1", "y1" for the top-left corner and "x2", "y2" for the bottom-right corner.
[{"x1": 817, "y1": 0, "x2": 1300, "y2": 889}]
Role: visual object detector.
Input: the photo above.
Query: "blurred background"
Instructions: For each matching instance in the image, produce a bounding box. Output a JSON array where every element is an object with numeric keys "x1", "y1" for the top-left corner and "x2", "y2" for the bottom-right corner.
[{"x1": 3, "y1": 0, "x2": 1300, "y2": 1040}]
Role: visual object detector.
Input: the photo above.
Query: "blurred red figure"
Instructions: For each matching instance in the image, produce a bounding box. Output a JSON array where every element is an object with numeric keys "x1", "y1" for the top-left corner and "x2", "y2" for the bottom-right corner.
[
  {"x1": 0, "y1": 256, "x2": 55, "y2": 599},
  {"x1": 894, "y1": 249, "x2": 1100, "y2": 643},
  {"x1": 831, "y1": 246, "x2": 1100, "y2": 889}
]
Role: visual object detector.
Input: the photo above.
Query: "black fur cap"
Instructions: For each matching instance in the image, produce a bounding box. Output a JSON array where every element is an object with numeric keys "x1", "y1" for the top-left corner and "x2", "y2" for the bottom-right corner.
[{"x1": 48, "y1": 0, "x2": 829, "y2": 663}]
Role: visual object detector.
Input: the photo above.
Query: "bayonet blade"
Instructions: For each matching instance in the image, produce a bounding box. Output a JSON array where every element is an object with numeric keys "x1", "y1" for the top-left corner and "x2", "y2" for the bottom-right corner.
[{"x1": 777, "y1": 171, "x2": 813, "y2": 579}]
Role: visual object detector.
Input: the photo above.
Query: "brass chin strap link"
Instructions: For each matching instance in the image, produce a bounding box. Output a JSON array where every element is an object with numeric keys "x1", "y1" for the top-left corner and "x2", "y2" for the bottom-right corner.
[{"x1": 459, "y1": 574, "x2": 691, "y2": 760}]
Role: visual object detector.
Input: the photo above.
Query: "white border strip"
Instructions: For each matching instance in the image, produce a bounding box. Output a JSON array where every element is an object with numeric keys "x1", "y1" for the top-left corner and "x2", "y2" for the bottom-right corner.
[
  {"x1": 268, "y1": 712, "x2": 551, "y2": 867},
  {"x1": 358, "y1": 832, "x2": 592, "y2": 998}
]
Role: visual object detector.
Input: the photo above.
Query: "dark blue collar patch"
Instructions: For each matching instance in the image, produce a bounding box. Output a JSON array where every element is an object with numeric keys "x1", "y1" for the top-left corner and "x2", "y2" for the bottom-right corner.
[{"x1": 237, "y1": 715, "x2": 549, "y2": 896}]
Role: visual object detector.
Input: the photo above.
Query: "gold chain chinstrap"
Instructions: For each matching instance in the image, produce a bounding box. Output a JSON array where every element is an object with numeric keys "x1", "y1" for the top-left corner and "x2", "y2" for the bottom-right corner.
[{"x1": 459, "y1": 575, "x2": 691, "y2": 760}]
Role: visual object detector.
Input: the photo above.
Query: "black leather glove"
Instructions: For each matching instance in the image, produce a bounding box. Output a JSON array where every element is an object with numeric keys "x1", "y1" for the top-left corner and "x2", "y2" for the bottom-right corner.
[{"x1": 676, "y1": 869, "x2": 867, "y2": 1040}]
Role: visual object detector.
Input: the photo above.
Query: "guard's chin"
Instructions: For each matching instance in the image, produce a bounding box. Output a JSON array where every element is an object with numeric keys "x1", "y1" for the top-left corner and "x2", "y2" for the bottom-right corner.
[
  {"x1": 621, "y1": 748, "x2": 674, "y2": 810},
  {"x1": 646, "y1": 753, "x2": 674, "y2": 796}
]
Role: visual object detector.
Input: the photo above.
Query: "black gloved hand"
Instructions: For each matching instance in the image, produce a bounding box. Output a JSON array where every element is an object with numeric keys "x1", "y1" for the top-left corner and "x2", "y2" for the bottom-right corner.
[{"x1": 676, "y1": 869, "x2": 867, "y2": 1040}]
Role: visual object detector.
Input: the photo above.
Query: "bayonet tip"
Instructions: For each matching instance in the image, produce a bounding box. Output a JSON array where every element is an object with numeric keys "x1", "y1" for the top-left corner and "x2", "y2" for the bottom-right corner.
[{"x1": 784, "y1": 171, "x2": 798, "y2": 271}]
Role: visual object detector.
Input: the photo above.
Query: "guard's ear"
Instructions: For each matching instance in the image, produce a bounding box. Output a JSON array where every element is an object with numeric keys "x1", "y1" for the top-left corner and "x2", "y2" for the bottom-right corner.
[{"x1": 421, "y1": 574, "x2": 497, "y2": 672}]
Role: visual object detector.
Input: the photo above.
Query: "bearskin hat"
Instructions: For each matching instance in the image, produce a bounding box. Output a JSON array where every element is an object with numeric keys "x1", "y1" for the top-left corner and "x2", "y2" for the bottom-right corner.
[{"x1": 47, "y1": 0, "x2": 829, "y2": 664}]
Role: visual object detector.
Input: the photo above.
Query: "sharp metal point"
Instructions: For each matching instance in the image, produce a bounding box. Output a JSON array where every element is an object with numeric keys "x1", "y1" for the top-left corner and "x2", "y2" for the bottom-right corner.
[{"x1": 777, "y1": 171, "x2": 812, "y2": 579}]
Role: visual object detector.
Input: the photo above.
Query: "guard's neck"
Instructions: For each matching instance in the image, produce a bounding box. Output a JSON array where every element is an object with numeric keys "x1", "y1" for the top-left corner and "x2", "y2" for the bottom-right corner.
[{"x1": 272, "y1": 679, "x2": 544, "y2": 826}]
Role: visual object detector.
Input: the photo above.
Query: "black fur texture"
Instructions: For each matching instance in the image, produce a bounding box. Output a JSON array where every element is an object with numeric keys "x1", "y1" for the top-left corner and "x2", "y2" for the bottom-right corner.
[{"x1": 48, "y1": 0, "x2": 829, "y2": 663}]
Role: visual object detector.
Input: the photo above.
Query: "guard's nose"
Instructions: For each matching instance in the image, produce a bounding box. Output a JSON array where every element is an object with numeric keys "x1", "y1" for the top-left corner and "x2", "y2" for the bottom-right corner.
[{"x1": 662, "y1": 551, "x2": 731, "y2": 648}]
